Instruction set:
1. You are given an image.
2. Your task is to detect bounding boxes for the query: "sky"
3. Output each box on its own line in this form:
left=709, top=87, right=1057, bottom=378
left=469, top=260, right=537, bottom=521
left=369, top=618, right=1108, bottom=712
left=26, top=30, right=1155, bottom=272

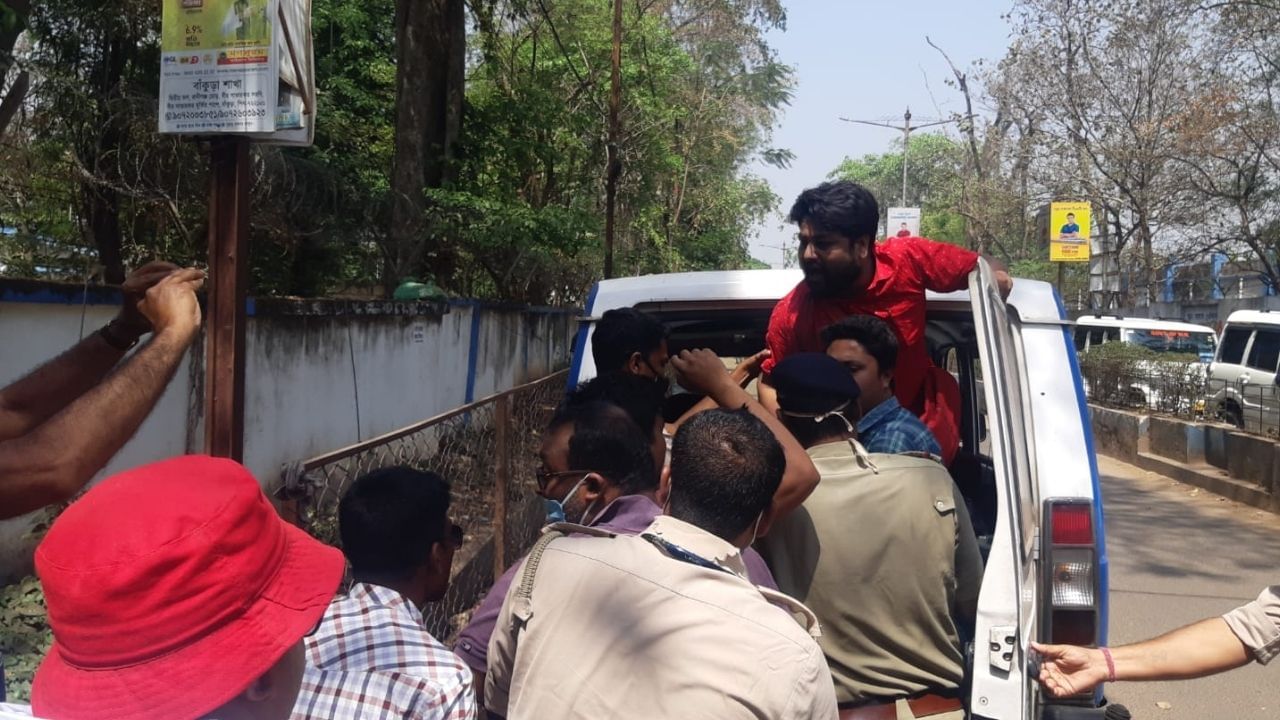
left=746, top=0, right=1015, bottom=268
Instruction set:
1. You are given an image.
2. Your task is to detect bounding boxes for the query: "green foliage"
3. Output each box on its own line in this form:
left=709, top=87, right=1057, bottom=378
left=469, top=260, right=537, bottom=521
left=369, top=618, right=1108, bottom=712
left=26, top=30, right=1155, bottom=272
left=0, top=576, right=49, bottom=703
left=829, top=133, right=968, bottom=245
left=450, top=0, right=792, bottom=299
left=1, top=0, right=790, bottom=301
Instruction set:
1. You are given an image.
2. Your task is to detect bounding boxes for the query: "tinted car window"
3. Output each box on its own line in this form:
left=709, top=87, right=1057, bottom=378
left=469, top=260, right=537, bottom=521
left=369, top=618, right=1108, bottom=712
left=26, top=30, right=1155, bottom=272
left=1245, top=329, right=1280, bottom=373
left=1126, top=329, right=1215, bottom=355
left=1218, top=327, right=1250, bottom=365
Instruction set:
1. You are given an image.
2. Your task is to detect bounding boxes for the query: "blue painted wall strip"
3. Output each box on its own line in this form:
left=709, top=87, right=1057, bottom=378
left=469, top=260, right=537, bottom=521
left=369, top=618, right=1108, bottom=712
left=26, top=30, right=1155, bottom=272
left=464, top=302, right=483, bottom=404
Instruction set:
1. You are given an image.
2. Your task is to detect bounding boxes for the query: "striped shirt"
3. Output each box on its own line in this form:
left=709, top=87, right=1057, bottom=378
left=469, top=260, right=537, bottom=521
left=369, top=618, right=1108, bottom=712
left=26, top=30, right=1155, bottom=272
left=292, top=583, right=476, bottom=719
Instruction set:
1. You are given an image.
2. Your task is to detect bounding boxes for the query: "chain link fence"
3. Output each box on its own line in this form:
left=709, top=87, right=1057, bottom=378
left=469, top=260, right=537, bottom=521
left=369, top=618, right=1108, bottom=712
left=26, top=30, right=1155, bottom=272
left=277, top=370, right=567, bottom=641
left=1079, top=348, right=1279, bottom=438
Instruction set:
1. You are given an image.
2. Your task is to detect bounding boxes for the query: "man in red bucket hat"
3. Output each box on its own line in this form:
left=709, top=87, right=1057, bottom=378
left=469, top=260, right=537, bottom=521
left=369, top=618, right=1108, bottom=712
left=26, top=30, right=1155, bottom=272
left=30, top=455, right=345, bottom=720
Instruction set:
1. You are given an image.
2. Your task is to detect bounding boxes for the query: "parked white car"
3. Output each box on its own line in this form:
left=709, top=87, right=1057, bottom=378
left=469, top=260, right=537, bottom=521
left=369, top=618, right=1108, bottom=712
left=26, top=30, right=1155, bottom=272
left=1207, top=309, right=1280, bottom=436
left=568, top=261, right=1114, bottom=720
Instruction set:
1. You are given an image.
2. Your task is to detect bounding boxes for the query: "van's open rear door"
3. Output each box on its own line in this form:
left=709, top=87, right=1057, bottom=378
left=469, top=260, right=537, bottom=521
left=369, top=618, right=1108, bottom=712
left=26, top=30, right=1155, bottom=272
left=968, top=259, right=1040, bottom=719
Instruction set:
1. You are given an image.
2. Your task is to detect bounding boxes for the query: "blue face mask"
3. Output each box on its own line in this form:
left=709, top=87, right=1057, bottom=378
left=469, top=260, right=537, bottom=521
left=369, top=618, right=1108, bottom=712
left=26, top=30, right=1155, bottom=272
left=543, top=474, right=589, bottom=524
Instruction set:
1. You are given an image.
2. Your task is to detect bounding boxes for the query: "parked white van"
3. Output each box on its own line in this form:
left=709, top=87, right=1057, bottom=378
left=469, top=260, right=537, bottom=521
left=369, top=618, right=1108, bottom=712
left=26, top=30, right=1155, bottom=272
left=1073, top=316, right=1217, bottom=413
left=1073, top=315, right=1217, bottom=363
left=568, top=261, right=1116, bottom=720
left=1207, top=310, right=1280, bottom=435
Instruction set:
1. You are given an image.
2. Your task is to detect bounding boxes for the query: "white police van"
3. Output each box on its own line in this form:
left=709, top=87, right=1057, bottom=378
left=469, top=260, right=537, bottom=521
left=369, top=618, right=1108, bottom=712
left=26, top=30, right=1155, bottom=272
left=567, top=261, right=1114, bottom=720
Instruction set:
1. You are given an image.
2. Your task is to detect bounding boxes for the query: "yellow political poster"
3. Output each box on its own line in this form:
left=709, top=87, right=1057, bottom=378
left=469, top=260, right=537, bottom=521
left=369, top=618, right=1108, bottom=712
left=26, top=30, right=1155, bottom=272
left=1050, top=201, right=1090, bottom=263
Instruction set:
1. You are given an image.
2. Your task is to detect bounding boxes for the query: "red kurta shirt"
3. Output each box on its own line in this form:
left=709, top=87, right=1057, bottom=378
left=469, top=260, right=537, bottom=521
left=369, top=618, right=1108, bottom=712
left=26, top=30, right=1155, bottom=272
left=763, top=236, right=979, bottom=463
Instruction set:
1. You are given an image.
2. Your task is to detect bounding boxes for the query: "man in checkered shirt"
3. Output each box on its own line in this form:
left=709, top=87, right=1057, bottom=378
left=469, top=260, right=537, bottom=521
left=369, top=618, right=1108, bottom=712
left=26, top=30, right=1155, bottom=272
left=292, top=467, right=476, bottom=719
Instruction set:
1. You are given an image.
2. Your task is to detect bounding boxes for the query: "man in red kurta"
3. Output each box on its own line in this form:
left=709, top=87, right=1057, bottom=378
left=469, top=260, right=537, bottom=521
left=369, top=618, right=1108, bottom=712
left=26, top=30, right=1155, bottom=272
left=762, top=181, right=1011, bottom=465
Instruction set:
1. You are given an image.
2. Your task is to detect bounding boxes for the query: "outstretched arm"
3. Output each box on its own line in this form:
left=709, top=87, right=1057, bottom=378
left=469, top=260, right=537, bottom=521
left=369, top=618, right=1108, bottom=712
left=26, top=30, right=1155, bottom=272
left=0, top=261, right=179, bottom=440
left=670, top=348, right=819, bottom=518
left=1033, top=618, right=1251, bottom=698
left=0, top=269, right=204, bottom=518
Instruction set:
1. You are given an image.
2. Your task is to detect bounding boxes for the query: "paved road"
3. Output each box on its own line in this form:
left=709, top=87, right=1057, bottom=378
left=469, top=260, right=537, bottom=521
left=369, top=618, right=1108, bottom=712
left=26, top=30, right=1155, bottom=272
left=1097, top=454, right=1279, bottom=719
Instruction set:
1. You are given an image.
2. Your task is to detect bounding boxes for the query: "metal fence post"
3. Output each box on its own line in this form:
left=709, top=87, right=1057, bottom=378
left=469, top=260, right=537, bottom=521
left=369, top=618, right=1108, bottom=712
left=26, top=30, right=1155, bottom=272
left=493, top=393, right=512, bottom=579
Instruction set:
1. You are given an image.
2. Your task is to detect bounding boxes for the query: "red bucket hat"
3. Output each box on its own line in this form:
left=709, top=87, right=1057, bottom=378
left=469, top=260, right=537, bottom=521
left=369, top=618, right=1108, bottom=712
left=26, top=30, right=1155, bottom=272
left=31, top=455, right=344, bottom=720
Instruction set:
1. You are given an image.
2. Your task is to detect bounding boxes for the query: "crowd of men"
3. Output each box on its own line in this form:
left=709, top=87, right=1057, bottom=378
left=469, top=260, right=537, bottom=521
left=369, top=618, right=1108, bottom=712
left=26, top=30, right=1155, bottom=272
left=1, top=180, right=1276, bottom=719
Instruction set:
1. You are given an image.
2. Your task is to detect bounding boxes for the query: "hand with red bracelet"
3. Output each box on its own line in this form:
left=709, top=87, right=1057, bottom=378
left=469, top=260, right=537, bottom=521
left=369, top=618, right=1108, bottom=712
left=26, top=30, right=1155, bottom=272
left=1032, top=610, right=1260, bottom=698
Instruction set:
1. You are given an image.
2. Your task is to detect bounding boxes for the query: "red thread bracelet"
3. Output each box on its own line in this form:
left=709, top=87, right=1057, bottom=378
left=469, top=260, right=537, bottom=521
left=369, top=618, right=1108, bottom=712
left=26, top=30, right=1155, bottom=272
left=1100, top=647, right=1116, bottom=683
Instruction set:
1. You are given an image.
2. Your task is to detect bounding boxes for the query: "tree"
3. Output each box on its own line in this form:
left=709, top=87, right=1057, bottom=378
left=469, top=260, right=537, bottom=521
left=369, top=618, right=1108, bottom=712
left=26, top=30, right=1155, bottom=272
left=830, top=133, right=968, bottom=247
left=992, top=0, right=1211, bottom=302
left=387, top=0, right=465, bottom=294
left=0, top=0, right=30, bottom=140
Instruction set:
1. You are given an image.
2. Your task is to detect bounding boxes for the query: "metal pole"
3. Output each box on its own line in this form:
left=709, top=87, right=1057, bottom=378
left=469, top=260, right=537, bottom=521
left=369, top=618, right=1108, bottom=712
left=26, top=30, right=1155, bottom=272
left=901, top=107, right=911, bottom=206
left=205, top=136, right=249, bottom=460
left=492, top=393, right=511, bottom=579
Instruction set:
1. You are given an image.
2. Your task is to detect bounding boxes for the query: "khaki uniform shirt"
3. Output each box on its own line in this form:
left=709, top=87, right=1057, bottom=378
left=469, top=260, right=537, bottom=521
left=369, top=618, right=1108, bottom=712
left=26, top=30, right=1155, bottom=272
left=758, top=440, right=984, bottom=704
left=1223, top=585, right=1280, bottom=665
left=484, top=516, right=839, bottom=720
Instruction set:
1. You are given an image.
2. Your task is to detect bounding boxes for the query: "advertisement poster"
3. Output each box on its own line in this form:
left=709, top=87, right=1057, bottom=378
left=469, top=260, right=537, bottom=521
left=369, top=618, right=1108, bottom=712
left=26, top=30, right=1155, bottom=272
left=159, top=0, right=280, bottom=134
left=1050, top=201, right=1091, bottom=262
left=886, top=207, right=922, bottom=239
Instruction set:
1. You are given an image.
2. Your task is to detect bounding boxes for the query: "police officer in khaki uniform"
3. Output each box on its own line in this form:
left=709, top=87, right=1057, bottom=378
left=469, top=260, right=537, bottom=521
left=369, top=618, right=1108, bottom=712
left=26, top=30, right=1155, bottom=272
left=1035, top=584, right=1280, bottom=696
left=759, top=353, right=983, bottom=720
left=484, top=407, right=838, bottom=720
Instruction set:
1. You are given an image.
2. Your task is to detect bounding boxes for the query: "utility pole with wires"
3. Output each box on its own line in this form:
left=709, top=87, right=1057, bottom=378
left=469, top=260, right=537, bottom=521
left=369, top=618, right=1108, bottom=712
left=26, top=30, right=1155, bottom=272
left=839, top=107, right=968, bottom=206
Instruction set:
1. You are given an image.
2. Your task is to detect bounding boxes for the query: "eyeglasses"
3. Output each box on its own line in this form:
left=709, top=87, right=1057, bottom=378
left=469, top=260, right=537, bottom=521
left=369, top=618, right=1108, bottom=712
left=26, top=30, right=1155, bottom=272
left=534, top=469, right=592, bottom=492
left=447, top=522, right=464, bottom=550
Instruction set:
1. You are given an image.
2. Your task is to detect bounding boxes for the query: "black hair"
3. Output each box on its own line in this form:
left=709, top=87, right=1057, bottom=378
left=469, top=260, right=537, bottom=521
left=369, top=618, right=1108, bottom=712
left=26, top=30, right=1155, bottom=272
left=562, top=372, right=665, bottom=441
left=592, top=308, right=669, bottom=374
left=820, top=314, right=900, bottom=373
left=547, top=400, right=658, bottom=494
left=339, top=466, right=451, bottom=583
left=788, top=180, right=880, bottom=244
left=669, top=408, right=784, bottom=540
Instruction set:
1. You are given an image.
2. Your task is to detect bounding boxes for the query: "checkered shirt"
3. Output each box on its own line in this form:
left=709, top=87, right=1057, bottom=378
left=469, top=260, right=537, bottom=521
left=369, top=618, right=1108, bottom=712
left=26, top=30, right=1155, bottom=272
left=857, top=395, right=942, bottom=457
left=292, top=583, right=476, bottom=720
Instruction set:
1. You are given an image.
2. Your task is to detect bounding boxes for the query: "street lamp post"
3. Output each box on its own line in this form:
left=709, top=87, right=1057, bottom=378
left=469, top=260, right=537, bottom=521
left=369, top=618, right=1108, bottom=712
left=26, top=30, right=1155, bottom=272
left=839, top=107, right=968, bottom=207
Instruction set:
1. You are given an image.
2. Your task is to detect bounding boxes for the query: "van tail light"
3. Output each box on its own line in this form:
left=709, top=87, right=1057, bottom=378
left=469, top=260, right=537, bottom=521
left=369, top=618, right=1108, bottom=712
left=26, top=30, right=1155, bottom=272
left=1043, top=499, right=1101, bottom=701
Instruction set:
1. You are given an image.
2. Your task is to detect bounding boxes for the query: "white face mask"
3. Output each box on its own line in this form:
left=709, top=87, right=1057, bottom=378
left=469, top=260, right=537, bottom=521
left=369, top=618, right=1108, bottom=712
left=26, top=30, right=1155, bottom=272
left=780, top=400, right=857, bottom=435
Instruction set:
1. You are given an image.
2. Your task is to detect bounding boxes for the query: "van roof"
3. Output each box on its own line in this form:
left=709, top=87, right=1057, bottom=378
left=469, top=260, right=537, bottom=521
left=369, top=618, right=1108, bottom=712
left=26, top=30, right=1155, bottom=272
left=1075, top=315, right=1216, bottom=334
left=1223, top=309, right=1279, bottom=326
left=587, top=269, right=1060, bottom=317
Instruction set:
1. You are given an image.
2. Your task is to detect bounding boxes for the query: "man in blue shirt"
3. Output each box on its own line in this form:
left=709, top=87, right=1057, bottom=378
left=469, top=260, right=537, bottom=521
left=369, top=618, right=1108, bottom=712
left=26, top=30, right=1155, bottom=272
left=821, top=315, right=942, bottom=457
left=1059, top=212, right=1081, bottom=240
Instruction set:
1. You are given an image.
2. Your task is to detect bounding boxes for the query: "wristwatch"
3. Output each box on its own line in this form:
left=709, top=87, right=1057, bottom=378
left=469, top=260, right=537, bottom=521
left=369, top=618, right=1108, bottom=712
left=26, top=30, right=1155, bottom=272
left=98, top=320, right=144, bottom=351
